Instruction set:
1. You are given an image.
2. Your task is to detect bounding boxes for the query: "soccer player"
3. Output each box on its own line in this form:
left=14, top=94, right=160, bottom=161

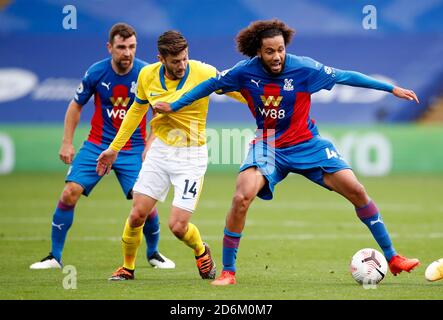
left=30, top=23, right=174, bottom=270
left=153, top=19, right=421, bottom=286
left=96, top=30, right=245, bottom=281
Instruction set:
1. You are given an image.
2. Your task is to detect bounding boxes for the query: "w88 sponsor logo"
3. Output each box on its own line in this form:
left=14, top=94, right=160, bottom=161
left=258, top=107, right=285, bottom=119
left=106, top=108, right=127, bottom=119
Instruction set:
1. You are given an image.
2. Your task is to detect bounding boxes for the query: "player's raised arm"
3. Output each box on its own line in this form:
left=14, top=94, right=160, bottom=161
left=334, top=69, right=419, bottom=103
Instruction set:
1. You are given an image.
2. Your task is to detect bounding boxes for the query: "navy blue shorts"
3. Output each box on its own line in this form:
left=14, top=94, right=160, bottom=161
left=66, top=141, right=143, bottom=199
left=239, top=136, right=351, bottom=200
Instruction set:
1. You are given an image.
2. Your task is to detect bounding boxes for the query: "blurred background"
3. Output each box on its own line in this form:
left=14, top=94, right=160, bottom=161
left=1, top=0, right=443, bottom=176
left=2, top=1, right=443, bottom=300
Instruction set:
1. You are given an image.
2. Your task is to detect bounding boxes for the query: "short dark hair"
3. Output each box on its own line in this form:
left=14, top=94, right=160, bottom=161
left=109, top=23, right=136, bottom=44
left=236, top=19, right=295, bottom=57
left=157, top=30, right=188, bottom=57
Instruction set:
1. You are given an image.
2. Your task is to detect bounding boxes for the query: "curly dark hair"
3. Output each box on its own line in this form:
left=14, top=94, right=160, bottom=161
left=236, top=19, right=295, bottom=57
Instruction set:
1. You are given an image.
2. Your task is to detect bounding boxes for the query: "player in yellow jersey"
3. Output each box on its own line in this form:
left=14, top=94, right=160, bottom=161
left=96, top=30, right=244, bottom=280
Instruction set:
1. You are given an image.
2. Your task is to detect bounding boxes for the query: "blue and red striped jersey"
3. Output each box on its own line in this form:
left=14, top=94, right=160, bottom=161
left=172, top=54, right=394, bottom=148
left=74, top=57, right=148, bottom=151
left=214, top=54, right=337, bottom=148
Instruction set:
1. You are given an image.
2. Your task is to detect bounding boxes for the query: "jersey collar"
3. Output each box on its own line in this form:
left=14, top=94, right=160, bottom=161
left=159, top=64, right=190, bottom=91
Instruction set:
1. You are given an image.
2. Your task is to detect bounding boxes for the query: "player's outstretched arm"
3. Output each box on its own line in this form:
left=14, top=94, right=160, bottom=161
left=96, top=148, right=118, bottom=176
left=154, top=77, right=222, bottom=113
left=334, top=69, right=419, bottom=103
left=59, top=100, right=83, bottom=164
left=392, top=86, right=420, bottom=103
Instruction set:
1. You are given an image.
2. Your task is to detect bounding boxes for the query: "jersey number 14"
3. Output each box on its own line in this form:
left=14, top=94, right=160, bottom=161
left=183, top=179, right=198, bottom=198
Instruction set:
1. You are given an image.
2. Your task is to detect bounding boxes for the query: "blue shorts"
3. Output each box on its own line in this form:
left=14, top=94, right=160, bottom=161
left=66, top=141, right=142, bottom=199
left=239, top=136, right=351, bottom=200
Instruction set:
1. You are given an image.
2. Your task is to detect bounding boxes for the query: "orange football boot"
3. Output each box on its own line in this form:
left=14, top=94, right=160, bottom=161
left=108, top=266, right=134, bottom=281
left=211, top=270, right=236, bottom=286
left=389, top=254, right=420, bottom=276
left=196, top=243, right=216, bottom=279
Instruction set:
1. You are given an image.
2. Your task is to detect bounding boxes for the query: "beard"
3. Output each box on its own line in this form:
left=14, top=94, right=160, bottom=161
left=115, top=57, right=133, bottom=73
left=261, top=59, right=285, bottom=75
left=164, top=65, right=185, bottom=80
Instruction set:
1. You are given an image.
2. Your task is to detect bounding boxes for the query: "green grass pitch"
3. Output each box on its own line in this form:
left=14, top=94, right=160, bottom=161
left=0, top=172, right=442, bottom=299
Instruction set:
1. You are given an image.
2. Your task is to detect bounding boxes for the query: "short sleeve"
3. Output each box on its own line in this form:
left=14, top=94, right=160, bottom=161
left=74, top=70, right=94, bottom=105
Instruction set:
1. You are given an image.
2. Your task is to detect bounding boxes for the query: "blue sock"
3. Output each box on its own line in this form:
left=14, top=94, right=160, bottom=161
left=356, top=200, right=396, bottom=261
left=144, top=208, right=160, bottom=258
left=51, top=201, right=75, bottom=263
left=222, top=228, right=242, bottom=273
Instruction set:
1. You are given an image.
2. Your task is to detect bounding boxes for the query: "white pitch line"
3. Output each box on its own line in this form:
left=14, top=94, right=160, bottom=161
left=0, top=217, right=123, bottom=224
left=0, top=200, right=427, bottom=213
left=1, top=217, right=442, bottom=230
left=0, top=218, right=304, bottom=227
left=2, top=232, right=443, bottom=242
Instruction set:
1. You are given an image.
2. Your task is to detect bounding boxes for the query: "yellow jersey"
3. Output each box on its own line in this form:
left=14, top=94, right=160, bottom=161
left=110, top=60, right=240, bottom=150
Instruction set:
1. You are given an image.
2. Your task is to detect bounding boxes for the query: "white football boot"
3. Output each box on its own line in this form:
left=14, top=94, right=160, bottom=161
left=148, top=252, right=175, bottom=269
left=30, top=254, right=62, bottom=269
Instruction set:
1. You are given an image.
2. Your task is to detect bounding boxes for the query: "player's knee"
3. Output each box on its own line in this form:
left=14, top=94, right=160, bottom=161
left=232, top=193, right=252, bottom=212
left=128, top=210, right=146, bottom=227
left=60, top=184, right=82, bottom=205
left=348, top=183, right=368, bottom=204
left=168, top=221, right=186, bottom=238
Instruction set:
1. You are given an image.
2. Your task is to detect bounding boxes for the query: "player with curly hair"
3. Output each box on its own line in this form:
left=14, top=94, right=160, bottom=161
left=154, top=19, right=421, bottom=286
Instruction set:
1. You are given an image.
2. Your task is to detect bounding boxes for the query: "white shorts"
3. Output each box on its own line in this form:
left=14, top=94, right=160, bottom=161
left=133, top=138, right=208, bottom=213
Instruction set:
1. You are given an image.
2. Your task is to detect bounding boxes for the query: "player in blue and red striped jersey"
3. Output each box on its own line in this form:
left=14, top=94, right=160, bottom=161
left=154, top=19, right=421, bottom=285
left=30, top=23, right=174, bottom=270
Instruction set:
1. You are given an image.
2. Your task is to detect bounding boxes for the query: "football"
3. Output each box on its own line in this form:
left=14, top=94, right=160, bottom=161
left=424, top=258, right=443, bottom=282
left=349, top=248, right=388, bottom=285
